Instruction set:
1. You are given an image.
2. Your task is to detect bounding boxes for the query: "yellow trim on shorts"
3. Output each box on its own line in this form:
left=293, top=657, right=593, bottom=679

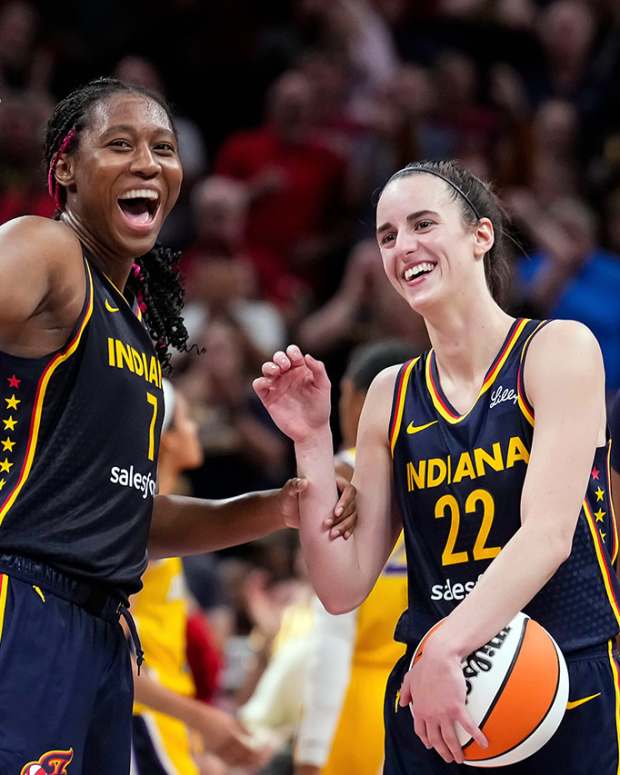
left=0, top=574, right=9, bottom=642
left=607, top=640, right=620, bottom=775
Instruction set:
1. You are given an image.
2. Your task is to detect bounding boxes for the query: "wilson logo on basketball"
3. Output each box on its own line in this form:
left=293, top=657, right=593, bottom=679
left=462, top=626, right=512, bottom=697
left=410, top=612, right=569, bottom=767
left=20, top=747, right=74, bottom=775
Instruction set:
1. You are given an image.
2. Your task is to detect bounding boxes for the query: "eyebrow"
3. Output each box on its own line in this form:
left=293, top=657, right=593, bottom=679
left=376, top=209, right=439, bottom=234
left=101, top=123, right=175, bottom=136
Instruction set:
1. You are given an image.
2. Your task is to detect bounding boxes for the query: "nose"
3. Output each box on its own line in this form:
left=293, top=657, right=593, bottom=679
left=130, top=143, right=160, bottom=177
left=394, top=230, right=419, bottom=259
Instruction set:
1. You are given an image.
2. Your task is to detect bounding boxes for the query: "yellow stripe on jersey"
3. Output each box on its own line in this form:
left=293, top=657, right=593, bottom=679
left=607, top=640, right=620, bottom=775
left=516, top=320, right=547, bottom=427
left=0, top=574, right=9, bottom=642
left=607, top=440, right=619, bottom=563
left=425, top=318, right=529, bottom=425
left=583, top=499, right=620, bottom=627
left=390, top=358, right=418, bottom=456
left=0, top=264, right=94, bottom=527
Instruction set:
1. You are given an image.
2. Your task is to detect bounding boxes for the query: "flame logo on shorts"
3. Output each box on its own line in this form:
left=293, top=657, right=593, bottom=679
left=20, top=748, right=74, bottom=775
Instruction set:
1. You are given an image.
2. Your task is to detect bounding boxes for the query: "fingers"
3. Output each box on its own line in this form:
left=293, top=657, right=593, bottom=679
left=329, top=512, right=355, bottom=540
left=439, top=718, right=464, bottom=764
left=426, top=721, right=455, bottom=764
left=284, top=476, right=308, bottom=496
left=326, top=481, right=357, bottom=539
left=304, top=353, right=331, bottom=389
left=399, top=675, right=412, bottom=706
left=455, top=707, right=488, bottom=750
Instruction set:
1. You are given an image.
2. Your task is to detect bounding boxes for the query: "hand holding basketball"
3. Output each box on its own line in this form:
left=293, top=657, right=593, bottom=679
left=401, top=632, right=487, bottom=764
left=253, top=345, right=331, bottom=444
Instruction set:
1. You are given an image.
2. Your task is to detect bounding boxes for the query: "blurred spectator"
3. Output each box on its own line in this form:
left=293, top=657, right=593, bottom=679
left=215, top=69, right=349, bottom=299
left=131, top=382, right=264, bottom=774
left=513, top=194, right=620, bottom=392
left=0, top=1, right=52, bottom=95
left=296, top=239, right=428, bottom=357
left=295, top=340, right=412, bottom=775
left=178, top=314, right=291, bottom=500
left=0, top=91, right=54, bottom=224
left=183, top=174, right=300, bottom=325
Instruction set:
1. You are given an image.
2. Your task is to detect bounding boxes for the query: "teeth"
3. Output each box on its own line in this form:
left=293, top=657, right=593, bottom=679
left=405, top=263, right=435, bottom=281
left=119, top=189, right=159, bottom=201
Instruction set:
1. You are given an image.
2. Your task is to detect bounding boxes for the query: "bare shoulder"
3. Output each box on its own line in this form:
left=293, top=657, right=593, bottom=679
left=0, top=215, right=83, bottom=265
left=526, top=319, right=602, bottom=370
left=525, top=320, right=604, bottom=405
left=0, top=216, right=84, bottom=322
left=358, top=363, right=405, bottom=437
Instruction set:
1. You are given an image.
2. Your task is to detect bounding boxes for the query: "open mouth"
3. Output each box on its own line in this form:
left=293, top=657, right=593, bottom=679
left=117, top=189, right=160, bottom=229
left=404, top=262, right=436, bottom=282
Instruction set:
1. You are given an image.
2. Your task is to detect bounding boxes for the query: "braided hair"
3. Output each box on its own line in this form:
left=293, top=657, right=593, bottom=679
left=44, top=76, right=189, bottom=373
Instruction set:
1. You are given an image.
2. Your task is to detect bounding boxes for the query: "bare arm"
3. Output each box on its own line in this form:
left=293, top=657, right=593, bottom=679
left=149, top=477, right=358, bottom=559
left=0, top=216, right=85, bottom=355
left=431, top=321, right=605, bottom=656
left=254, top=346, right=401, bottom=613
left=403, top=320, right=606, bottom=763
left=132, top=660, right=264, bottom=768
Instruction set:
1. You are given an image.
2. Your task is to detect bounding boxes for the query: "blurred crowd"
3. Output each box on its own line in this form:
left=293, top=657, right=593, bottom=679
left=2, top=0, right=620, bottom=772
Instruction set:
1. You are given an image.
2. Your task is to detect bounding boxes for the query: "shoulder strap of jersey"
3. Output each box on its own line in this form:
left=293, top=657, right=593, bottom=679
left=388, top=357, right=420, bottom=455
left=516, top=319, right=550, bottom=427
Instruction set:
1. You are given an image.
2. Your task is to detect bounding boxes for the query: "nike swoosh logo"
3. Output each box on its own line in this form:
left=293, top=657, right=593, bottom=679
left=406, top=420, right=438, bottom=435
left=566, top=692, right=601, bottom=710
left=105, top=299, right=120, bottom=313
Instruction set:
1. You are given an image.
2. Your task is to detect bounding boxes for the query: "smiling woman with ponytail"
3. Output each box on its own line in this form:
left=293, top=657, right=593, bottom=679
left=0, top=76, right=358, bottom=771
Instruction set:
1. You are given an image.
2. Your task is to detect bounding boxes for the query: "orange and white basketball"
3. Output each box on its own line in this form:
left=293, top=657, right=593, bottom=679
left=409, top=611, right=569, bottom=767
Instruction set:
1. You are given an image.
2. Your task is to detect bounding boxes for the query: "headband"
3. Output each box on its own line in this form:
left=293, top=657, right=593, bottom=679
left=403, top=166, right=481, bottom=220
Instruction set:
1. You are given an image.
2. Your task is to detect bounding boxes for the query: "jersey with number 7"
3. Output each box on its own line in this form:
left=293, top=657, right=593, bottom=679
left=0, top=255, right=163, bottom=596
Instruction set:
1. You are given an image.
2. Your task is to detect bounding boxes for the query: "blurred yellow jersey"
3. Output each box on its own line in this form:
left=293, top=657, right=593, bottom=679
left=132, top=557, right=195, bottom=713
left=322, top=449, right=408, bottom=775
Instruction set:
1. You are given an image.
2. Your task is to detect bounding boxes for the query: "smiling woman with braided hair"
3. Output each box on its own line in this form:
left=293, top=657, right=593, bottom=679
left=0, top=77, right=357, bottom=772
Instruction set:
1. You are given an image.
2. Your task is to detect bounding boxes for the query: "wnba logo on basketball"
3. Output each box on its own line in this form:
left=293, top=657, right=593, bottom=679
left=20, top=747, right=74, bottom=775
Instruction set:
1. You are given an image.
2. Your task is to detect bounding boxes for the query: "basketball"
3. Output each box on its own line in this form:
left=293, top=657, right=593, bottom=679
left=409, top=611, right=569, bottom=767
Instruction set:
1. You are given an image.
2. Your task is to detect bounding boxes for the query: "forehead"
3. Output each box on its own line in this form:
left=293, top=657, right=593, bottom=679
left=376, top=173, right=456, bottom=223
left=86, top=93, right=174, bottom=134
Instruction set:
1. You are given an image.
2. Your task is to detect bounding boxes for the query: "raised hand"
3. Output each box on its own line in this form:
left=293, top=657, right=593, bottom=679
left=253, top=345, right=331, bottom=444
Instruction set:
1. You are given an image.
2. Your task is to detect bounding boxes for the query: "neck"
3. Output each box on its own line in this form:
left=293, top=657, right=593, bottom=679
left=60, top=210, right=134, bottom=291
left=423, top=291, right=514, bottom=385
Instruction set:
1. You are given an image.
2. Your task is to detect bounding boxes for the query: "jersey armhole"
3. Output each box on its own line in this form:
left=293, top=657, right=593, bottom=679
left=516, top=320, right=550, bottom=427
left=388, top=357, right=419, bottom=455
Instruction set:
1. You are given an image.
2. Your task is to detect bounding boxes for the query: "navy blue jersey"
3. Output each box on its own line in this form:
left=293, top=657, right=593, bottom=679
left=609, top=390, right=620, bottom=473
left=390, top=318, right=620, bottom=653
left=0, top=257, right=164, bottom=595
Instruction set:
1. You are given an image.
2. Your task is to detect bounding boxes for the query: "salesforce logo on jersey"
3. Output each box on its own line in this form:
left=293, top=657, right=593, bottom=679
left=109, top=465, right=156, bottom=499
left=430, top=574, right=484, bottom=601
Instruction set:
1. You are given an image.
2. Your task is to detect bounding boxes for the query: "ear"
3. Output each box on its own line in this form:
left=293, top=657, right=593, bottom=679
left=473, top=217, right=495, bottom=260
left=53, top=153, right=76, bottom=193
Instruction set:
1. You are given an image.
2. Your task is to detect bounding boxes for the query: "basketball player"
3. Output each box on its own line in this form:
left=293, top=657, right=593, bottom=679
left=0, top=77, right=355, bottom=773
left=254, top=160, right=620, bottom=774
left=295, top=340, right=411, bottom=775
left=131, top=380, right=265, bottom=773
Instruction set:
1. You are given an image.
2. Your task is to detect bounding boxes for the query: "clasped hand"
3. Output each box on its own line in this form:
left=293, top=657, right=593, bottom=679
left=400, top=635, right=488, bottom=764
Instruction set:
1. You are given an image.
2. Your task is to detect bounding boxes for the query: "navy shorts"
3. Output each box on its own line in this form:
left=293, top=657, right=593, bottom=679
left=384, top=641, right=620, bottom=774
left=0, top=555, right=134, bottom=774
